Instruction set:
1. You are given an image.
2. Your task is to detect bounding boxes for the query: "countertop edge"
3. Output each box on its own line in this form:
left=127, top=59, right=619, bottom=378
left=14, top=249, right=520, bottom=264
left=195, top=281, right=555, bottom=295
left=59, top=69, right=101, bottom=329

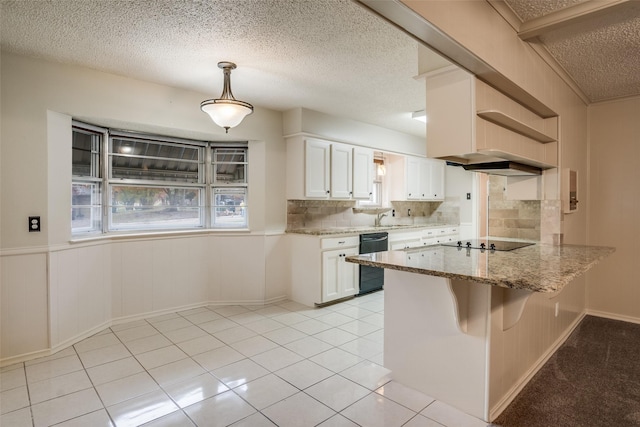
left=286, top=223, right=457, bottom=236
left=345, top=244, right=615, bottom=293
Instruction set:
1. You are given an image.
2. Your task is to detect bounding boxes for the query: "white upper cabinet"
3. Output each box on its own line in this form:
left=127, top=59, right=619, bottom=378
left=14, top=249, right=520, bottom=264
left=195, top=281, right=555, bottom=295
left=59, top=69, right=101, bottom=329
left=330, top=143, right=353, bottom=199
left=427, top=158, right=445, bottom=200
left=406, top=156, right=422, bottom=200
left=286, top=136, right=375, bottom=200
left=391, top=155, right=445, bottom=201
left=352, top=147, right=374, bottom=199
left=425, top=66, right=558, bottom=169
left=304, top=139, right=331, bottom=198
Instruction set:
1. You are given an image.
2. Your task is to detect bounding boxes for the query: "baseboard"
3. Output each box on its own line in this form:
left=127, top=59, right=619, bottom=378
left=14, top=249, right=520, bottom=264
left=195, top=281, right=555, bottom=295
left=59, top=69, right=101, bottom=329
left=489, top=311, right=586, bottom=421
left=586, top=309, right=640, bottom=325
left=0, top=349, right=51, bottom=368
left=206, top=296, right=288, bottom=306
left=1, top=297, right=292, bottom=367
left=263, top=295, right=289, bottom=305
left=111, top=301, right=209, bottom=326
left=51, top=320, right=113, bottom=353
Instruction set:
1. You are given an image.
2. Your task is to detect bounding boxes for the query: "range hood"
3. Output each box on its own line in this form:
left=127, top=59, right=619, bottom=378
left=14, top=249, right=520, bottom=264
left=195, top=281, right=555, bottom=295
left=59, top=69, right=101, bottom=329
left=462, top=161, right=542, bottom=176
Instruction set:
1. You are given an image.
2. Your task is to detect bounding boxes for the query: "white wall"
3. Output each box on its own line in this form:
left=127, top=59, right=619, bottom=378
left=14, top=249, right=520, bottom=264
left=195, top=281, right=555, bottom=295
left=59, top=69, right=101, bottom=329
left=2, top=52, right=286, bottom=250
left=0, top=52, right=290, bottom=363
left=586, top=96, right=640, bottom=323
left=283, top=107, right=426, bottom=156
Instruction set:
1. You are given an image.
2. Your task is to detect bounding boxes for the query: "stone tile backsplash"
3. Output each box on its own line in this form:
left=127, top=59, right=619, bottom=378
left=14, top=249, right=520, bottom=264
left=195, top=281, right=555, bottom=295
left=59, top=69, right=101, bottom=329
left=488, top=175, right=562, bottom=244
left=489, top=176, right=541, bottom=240
left=286, top=198, right=460, bottom=230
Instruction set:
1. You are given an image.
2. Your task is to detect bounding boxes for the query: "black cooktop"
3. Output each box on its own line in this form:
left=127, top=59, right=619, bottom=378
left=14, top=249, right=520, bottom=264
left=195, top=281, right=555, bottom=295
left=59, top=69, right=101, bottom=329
left=442, top=239, right=534, bottom=251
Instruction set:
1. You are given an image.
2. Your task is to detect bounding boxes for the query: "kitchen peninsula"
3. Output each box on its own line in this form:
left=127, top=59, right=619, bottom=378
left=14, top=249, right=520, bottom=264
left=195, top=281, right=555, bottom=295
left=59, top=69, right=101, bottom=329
left=346, top=243, right=614, bottom=422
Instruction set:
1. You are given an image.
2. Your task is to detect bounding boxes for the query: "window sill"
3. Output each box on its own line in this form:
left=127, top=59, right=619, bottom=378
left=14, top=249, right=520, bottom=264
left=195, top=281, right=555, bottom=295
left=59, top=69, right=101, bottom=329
left=70, top=228, right=252, bottom=244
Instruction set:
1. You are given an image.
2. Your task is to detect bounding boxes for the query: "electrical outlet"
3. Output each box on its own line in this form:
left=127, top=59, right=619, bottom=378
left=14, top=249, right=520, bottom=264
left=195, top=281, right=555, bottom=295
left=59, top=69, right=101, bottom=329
left=555, top=302, right=559, bottom=317
left=29, top=216, right=41, bottom=232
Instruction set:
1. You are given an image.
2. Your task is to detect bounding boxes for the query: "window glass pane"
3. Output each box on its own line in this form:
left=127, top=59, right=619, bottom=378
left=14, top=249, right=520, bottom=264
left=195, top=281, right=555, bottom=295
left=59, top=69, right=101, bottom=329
left=110, top=185, right=203, bottom=229
left=212, top=188, right=247, bottom=228
left=72, top=182, right=102, bottom=233
left=212, top=148, right=247, bottom=184
left=111, top=138, right=201, bottom=183
left=358, top=181, right=382, bottom=207
left=72, top=129, right=101, bottom=177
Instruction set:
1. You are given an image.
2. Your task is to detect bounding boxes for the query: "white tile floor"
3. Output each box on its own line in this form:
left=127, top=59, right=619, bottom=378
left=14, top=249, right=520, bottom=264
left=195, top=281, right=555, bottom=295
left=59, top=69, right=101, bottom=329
left=0, top=291, right=490, bottom=427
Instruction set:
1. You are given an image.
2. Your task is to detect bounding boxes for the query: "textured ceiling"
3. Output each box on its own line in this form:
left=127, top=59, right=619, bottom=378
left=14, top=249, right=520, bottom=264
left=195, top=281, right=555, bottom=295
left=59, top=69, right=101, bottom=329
left=0, top=0, right=454, bottom=137
left=2, top=0, right=636, bottom=137
left=504, top=0, right=640, bottom=102
left=505, top=0, right=588, bottom=21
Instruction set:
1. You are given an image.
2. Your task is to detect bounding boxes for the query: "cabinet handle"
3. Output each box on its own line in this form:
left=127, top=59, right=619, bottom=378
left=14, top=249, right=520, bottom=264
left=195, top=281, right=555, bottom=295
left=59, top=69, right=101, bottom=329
left=369, top=192, right=373, bottom=195
left=338, top=241, right=345, bottom=245
left=326, top=190, right=330, bottom=194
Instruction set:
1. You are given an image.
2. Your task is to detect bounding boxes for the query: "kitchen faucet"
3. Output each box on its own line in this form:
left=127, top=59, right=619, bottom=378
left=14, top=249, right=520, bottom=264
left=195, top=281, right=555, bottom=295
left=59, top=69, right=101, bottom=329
left=375, top=212, right=387, bottom=227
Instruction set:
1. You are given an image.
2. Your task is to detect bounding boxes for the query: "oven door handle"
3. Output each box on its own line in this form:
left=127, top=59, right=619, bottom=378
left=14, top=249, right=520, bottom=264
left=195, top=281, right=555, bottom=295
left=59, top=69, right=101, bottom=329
left=361, top=236, right=388, bottom=243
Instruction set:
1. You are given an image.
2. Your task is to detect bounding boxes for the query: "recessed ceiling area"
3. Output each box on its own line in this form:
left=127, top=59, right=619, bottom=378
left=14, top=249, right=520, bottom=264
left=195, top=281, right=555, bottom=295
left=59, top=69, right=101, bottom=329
left=500, top=0, right=640, bottom=102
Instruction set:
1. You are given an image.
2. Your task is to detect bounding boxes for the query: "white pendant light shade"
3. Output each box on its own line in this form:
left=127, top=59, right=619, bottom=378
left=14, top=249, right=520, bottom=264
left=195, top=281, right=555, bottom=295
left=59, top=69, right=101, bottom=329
left=201, top=99, right=253, bottom=130
left=201, top=62, right=253, bottom=133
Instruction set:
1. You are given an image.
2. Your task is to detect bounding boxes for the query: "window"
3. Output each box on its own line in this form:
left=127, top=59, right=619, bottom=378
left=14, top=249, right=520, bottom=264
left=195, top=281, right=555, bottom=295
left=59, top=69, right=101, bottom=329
left=72, top=122, right=248, bottom=236
left=108, top=133, right=205, bottom=231
left=211, top=148, right=248, bottom=228
left=72, top=124, right=104, bottom=234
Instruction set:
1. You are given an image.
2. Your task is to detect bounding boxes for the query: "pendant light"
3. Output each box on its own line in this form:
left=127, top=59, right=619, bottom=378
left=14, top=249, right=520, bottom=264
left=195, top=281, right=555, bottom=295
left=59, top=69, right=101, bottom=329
left=201, top=62, right=253, bottom=133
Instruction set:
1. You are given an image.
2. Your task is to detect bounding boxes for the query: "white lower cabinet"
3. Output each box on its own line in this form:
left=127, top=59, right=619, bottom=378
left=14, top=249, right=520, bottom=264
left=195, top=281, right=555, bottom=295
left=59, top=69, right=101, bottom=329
left=389, top=230, right=423, bottom=250
left=322, top=246, right=359, bottom=302
left=389, top=226, right=460, bottom=250
left=290, top=235, right=359, bottom=307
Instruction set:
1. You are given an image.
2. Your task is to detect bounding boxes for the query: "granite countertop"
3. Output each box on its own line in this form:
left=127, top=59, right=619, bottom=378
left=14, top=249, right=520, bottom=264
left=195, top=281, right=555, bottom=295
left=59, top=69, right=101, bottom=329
left=346, top=244, right=615, bottom=293
left=286, top=223, right=456, bottom=236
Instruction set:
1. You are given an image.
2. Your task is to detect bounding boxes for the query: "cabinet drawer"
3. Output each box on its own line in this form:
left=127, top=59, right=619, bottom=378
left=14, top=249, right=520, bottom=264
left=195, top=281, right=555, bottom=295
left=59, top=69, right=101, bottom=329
left=389, top=230, right=421, bottom=242
left=422, top=229, right=437, bottom=239
left=321, top=236, right=359, bottom=250
left=391, top=239, right=421, bottom=250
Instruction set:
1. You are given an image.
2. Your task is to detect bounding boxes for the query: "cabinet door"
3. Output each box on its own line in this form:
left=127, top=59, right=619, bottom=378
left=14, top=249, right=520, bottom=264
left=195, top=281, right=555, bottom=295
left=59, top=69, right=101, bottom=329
left=352, top=147, right=373, bottom=199
left=419, top=158, right=431, bottom=199
left=406, top=157, right=421, bottom=200
left=427, top=159, right=445, bottom=200
left=305, top=139, right=331, bottom=198
left=322, top=249, right=342, bottom=302
left=330, top=143, right=353, bottom=199
left=340, top=247, right=359, bottom=297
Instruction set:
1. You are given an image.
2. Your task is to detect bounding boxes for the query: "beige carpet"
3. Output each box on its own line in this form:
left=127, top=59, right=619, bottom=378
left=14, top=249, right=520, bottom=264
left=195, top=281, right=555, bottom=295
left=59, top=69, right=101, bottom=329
left=494, top=315, right=640, bottom=426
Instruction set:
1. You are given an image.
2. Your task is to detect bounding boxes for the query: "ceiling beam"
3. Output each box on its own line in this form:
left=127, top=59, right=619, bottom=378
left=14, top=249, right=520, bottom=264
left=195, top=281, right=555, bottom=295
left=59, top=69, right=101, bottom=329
left=518, top=0, right=630, bottom=41
left=355, top=0, right=557, bottom=117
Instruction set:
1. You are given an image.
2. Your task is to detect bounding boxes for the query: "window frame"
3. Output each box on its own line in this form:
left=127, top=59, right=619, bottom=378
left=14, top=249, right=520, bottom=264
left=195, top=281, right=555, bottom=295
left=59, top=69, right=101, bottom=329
left=72, top=122, right=107, bottom=235
left=71, top=121, right=249, bottom=237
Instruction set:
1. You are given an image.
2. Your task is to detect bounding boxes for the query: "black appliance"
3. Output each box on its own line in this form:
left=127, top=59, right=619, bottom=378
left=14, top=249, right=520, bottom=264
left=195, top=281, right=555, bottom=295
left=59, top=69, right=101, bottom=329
left=441, top=239, right=534, bottom=251
left=359, top=232, right=388, bottom=295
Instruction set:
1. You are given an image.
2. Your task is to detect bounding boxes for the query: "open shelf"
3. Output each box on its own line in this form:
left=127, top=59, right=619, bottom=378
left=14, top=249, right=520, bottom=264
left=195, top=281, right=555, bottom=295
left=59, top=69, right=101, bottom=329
left=477, top=110, right=556, bottom=143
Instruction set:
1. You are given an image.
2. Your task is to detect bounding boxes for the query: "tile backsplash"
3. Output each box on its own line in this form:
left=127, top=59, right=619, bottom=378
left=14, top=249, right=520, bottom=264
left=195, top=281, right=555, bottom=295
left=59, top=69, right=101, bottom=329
left=286, top=198, right=460, bottom=230
left=488, top=175, right=562, bottom=244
